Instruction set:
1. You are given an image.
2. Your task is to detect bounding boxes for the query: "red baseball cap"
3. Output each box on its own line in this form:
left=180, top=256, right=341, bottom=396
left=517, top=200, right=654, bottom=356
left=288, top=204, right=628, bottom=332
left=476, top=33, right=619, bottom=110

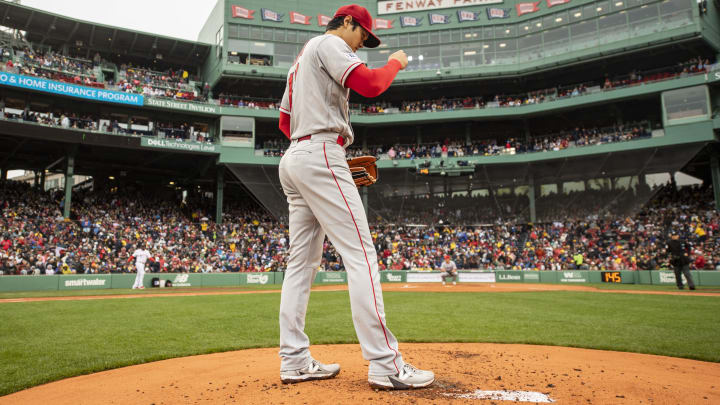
left=334, top=4, right=381, bottom=48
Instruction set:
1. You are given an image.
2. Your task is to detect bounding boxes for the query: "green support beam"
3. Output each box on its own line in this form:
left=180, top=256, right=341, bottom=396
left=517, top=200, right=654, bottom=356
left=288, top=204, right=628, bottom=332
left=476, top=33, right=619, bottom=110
left=215, top=167, right=224, bottom=224
left=528, top=175, right=537, bottom=224
left=63, top=154, right=74, bottom=219
left=711, top=155, right=720, bottom=211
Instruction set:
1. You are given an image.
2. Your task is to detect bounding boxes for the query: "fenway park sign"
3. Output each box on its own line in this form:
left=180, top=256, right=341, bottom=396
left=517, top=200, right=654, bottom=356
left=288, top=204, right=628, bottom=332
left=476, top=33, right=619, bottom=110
left=378, top=0, right=503, bottom=15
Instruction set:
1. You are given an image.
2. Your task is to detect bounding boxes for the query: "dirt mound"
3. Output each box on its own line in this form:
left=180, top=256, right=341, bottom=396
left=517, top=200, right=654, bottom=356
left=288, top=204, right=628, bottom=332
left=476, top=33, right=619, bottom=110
left=2, top=343, right=718, bottom=404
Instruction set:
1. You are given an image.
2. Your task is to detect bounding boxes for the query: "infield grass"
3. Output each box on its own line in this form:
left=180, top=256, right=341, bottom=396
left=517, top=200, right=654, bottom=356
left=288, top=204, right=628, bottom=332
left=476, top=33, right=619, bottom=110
left=1, top=289, right=719, bottom=396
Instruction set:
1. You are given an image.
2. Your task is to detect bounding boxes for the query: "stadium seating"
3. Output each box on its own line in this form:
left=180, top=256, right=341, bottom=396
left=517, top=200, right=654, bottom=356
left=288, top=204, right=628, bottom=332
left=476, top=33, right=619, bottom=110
left=1, top=180, right=717, bottom=275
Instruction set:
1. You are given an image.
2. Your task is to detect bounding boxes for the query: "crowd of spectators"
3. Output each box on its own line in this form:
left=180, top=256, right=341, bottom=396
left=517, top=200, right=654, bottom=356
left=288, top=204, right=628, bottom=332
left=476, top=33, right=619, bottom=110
left=0, top=105, right=213, bottom=142
left=368, top=185, right=719, bottom=272
left=0, top=181, right=286, bottom=275
left=218, top=94, right=277, bottom=109
left=353, top=58, right=713, bottom=115
left=114, top=64, right=207, bottom=102
left=0, top=46, right=100, bottom=86
left=344, top=123, right=652, bottom=159
left=0, top=40, right=713, bottom=113
left=2, top=179, right=719, bottom=276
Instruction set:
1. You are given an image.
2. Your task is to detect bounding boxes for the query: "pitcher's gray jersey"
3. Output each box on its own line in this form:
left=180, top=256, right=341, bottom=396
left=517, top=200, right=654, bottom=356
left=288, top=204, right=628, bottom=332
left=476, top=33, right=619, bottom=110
left=279, top=34, right=363, bottom=145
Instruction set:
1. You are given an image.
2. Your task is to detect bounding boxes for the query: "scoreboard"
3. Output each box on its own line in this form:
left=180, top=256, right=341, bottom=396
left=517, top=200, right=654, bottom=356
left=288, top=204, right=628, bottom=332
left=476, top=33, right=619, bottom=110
left=601, top=271, right=623, bottom=283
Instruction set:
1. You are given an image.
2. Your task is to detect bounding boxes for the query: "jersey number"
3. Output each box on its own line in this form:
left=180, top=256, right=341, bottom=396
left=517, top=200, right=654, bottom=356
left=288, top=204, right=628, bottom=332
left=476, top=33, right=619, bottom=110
left=288, top=63, right=298, bottom=111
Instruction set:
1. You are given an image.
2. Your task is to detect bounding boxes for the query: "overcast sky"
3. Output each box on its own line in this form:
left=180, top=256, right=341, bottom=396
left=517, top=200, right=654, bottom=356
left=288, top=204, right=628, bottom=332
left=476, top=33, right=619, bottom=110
left=20, top=0, right=217, bottom=41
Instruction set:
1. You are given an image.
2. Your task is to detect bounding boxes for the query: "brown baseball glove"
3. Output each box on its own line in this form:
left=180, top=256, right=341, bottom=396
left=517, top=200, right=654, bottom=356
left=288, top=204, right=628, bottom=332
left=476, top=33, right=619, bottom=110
left=347, top=156, right=378, bottom=187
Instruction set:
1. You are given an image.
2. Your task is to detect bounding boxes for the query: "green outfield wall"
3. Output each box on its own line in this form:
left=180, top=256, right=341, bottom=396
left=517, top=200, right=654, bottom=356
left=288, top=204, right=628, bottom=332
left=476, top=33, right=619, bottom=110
left=1, top=270, right=719, bottom=292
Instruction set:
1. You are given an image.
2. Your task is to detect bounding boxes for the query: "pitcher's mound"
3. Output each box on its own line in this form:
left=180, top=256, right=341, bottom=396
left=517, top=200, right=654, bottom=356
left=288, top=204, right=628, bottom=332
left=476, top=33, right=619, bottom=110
left=1, top=343, right=718, bottom=404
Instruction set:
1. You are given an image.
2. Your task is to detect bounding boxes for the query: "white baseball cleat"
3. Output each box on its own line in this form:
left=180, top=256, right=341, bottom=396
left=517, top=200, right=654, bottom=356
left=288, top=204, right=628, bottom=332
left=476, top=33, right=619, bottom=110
left=453, top=282, right=456, bottom=285
left=368, top=363, right=435, bottom=390
left=281, top=359, right=340, bottom=384
left=442, top=281, right=446, bottom=285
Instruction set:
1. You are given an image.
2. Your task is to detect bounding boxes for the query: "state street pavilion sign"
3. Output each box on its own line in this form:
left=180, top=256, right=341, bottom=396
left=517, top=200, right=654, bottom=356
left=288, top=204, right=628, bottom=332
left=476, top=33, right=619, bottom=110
left=378, top=0, right=504, bottom=15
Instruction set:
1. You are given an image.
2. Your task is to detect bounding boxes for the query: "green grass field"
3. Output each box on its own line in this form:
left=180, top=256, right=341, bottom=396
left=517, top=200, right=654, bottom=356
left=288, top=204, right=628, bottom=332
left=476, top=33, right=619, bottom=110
left=1, top=287, right=719, bottom=396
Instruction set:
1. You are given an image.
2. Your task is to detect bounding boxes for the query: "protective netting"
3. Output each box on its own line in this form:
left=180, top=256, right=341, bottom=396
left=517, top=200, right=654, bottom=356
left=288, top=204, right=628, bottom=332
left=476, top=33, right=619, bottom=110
left=225, top=164, right=289, bottom=222
left=227, top=142, right=706, bottom=225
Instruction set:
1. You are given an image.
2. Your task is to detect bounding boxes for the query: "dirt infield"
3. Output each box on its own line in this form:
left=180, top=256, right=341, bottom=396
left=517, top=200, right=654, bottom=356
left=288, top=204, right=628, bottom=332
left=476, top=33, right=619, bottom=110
left=2, top=282, right=720, bottom=303
left=1, top=343, right=718, bottom=404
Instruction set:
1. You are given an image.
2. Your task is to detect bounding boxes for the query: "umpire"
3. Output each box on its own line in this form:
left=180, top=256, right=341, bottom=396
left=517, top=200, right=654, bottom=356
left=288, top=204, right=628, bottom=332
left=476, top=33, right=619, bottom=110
left=666, top=232, right=696, bottom=290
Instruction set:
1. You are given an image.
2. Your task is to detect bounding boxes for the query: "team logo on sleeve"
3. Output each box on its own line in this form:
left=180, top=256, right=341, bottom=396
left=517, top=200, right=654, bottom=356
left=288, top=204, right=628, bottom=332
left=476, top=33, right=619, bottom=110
left=344, top=52, right=361, bottom=61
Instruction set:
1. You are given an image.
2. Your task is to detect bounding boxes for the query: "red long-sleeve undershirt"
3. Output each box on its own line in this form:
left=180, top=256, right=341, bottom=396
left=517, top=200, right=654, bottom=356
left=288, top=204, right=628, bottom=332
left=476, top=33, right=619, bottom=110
left=278, top=60, right=402, bottom=138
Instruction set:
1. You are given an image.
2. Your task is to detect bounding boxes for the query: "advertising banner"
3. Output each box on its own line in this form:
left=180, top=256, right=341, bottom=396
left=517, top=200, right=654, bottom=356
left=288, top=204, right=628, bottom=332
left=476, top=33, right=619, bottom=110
left=457, top=10, right=481, bottom=22
left=547, top=0, right=570, bottom=7
left=428, top=13, right=451, bottom=24
left=516, top=1, right=540, bottom=16
left=374, top=18, right=394, bottom=29
left=381, top=271, right=407, bottom=283
left=653, top=270, right=697, bottom=285
left=495, top=271, right=524, bottom=283
left=244, top=272, right=274, bottom=285
left=400, top=16, right=423, bottom=27
left=317, top=14, right=332, bottom=26
left=232, top=6, right=255, bottom=19
left=407, top=272, right=442, bottom=283
left=58, top=275, right=112, bottom=290
left=523, top=272, right=541, bottom=283
left=157, top=273, right=202, bottom=288
left=261, top=8, right=283, bottom=22
left=140, top=138, right=218, bottom=153
left=314, top=271, right=347, bottom=284
left=144, top=97, right=218, bottom=114
left=459, top=272, right=496, bottom=283
left=290, top=11, right=311, bottom=25
left=0, top=72, right=143, bottom=106
left=559, top=271, right=588, bottom=283
left=487, top=8, right=512, bottom=19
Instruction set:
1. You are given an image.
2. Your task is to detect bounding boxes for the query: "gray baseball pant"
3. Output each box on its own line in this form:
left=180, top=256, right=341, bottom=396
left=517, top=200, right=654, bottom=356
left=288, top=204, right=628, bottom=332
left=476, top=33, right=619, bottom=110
left=278, top=133, right=404, bottom=376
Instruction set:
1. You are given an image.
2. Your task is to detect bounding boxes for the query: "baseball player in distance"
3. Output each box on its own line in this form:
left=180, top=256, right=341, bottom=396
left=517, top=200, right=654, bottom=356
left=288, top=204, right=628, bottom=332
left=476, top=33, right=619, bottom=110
left=440, top=255, right=458, bottom=286
left=129, top=244, right=152, bottom=289
left=276, top=4, right=434, bottom=390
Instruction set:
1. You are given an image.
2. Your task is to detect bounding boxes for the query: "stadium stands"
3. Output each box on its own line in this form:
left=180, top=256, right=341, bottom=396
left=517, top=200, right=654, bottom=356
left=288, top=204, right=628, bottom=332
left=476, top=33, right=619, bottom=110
left=0, top=0, right=719, bottom=280
left=1, top=180, right=717, bottom=275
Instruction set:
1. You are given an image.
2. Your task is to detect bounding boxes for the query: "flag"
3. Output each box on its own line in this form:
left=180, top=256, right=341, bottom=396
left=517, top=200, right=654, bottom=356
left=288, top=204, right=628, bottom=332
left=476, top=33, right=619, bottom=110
left=400, top=16, right=422, bottom=27
left=428, top=13, right=451, bottom=25
left=516, top=1, right=540, bottom=16
left=486, top=8, right=511, bottom=19
left=546, top=0, right=571, bottom=7
left=289, top=11, right=310, bottom=25
left=317, top=14, right=332, bottom=27
left=374, top=18, right=394, bottom=29
left=231, top=6, right=254, bottom=19
left=457, top=10, right=480, bottom=22
left=261, top=8, right=283, bottom=22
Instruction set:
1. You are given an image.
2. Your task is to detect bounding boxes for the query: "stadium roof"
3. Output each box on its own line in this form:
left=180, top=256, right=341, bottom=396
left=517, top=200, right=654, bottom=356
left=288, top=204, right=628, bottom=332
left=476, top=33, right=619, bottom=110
left=0, top=1, right=211, bottom=66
